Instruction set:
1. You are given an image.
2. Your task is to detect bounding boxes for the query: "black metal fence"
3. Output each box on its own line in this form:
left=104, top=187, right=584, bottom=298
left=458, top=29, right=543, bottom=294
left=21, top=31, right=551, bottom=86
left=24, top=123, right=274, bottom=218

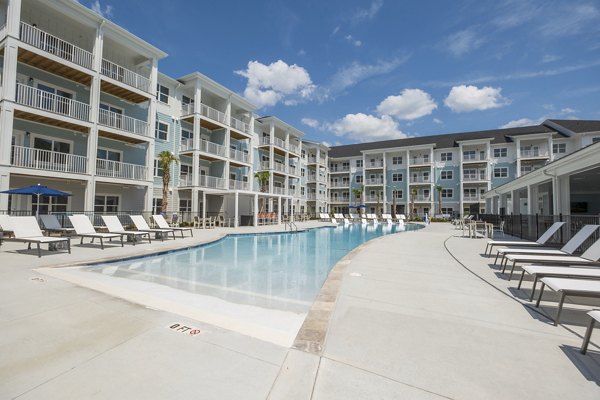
left=479, top=213, right=600, bottom=254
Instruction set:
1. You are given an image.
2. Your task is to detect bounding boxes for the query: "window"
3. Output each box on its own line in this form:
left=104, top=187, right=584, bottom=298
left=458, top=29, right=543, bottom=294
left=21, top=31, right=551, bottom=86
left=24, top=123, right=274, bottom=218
left=94, top=195, right=119, bottom=213
left=33, top=194, right=69, bottom=215
left=440, top=170, right=453, bottom=180
left=441, top=189, right=453, bottom=198
left=32, top=136, right=71, bottom=154
left=356, top=175, right=363, bottom=183
left=301, top=187, right=305, bottom=195
left=97, top=148, right=121, bottom=162
left=440, top=152, right=452, bottom=161
left=393, top=190, right=403, bottom=199
left=441, top=207, right=453, bottom=215
left=152, top=198, right=162, bottom=214
left=156, top=84, right=169, bottom=104
left=154, top=159, right=164, bottom=177
left=392, top=173, right=403, bottom=182
left=493, top=147, right=507, bottom=158
left=463, top=150, right=476, bottom=160
left=493, top=167, right=508, bottom=178
left=356, top=159, right=363, bottom=168
left=342, top=161, right=350, bottom=169
left=392, top=156, right=402, bottom=165
left=301, top=168, right=305, bottom=177
left=179, top=199, right=191, bottom=213
left=181, top=129, right=193, bottom=140
left=182, top=95, right=192, bottom=105
left=553, top=143, right=566, bottom=154
left=155, top=121, right=169, bottom=140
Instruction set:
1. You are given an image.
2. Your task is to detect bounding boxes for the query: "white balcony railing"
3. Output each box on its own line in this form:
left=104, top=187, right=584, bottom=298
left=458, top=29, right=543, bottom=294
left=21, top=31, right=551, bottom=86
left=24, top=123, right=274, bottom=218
left=365, top=161, right=384, bottom=168
left=364, top=195, right=383, bottom=202
left=259, top=161, right=270, bottom=170
left=179, top=175, right=193, bottom=186
left=364, top=178, right=384, bottom=185
left=200, top=104, right=227, bottom=124
left=330, top=181, right=350, bottom=188
left=180, top=138, right=194, bottom=152
left=98, top=108, right=149, bottom=137
left=181, top=102, right=194, bottom=116
left=101, top=59, right=150, bottom=93
left=272, top=186, right=287, bottom=195
left=330, top=197, right=350, bottom=203
left=463, top=172, right=488, bottom=181
left=229, top=179, right=250, bottom=191
left=96, top=159, right=147, bottom=181
left=307, top=193, right=326, bottom=201
left=229, top=148, right=249, bottom=163
left=20, top=22, right=94, bottom=70
left=11, top=145, right=87, bottom=174
left=260, top=137, right=271, bottom=145
left=411, top=157, right=431, bottom=165
left=520, top=149, right=548, bottom=158
left=273, top=162, right=287, bottom=173
left=412, top=195, right=431, bottom=202
left=16, top=83, right=90, bottom=121
left=288, top=165, right=298, bottom=175
left=463, top=194, right=482, bottom=201
left=330, top=166, right=350, bottom=173
left=230, top=116, right=250, bottom=134
left=410, top=175, right=430, bottom=183
left=273, top=137, right=286, bottom=149
left=307, top=175, right=326, bottom=183
left=289, top=144, right=300, bottom=154
left=462, top=153, right=487, bottom=161
left=199, top=175, right=227, bottom=189
left=199, top=139, right=226, bottom=157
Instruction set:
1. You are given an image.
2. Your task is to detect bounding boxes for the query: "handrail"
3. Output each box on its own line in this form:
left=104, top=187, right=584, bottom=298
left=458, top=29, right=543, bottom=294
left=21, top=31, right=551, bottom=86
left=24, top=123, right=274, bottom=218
left=200, top=103, right=227, bottom=124
left=16, top=83, right=90, bottom=121
left=230, top=116, right=250, bottom=133
left=96, top=159, right=148, bottom=180
left=101, top=58, right=151, bottom=93
left=98, top=108, right=149, bottom=137
left=11, top=145, right=87, bottom=174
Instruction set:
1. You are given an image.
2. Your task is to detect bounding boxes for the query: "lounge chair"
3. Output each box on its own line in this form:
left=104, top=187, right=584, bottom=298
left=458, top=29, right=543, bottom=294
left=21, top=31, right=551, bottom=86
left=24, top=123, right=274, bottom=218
left=495, top=224, right=599, bottom=266
left=503, top=237, right=600, bottom=280
left=333, top=213, right=349, bottom=224
left=39, top=214, right=75, bottom=236
left=581, top=310, right=600, bottom=354
left=535, top=277, right=600, bottom=325
left=0, top=214, right=15, bottom=239
left=153, top=214, right=193, bottom=237
left=366, top=214, right=378, bottom=223
left=68, top=214, right=124, bottom=249
left=518, top=265, right=600, bottom=301
left=8, top=216, right=70, bottom=257
left=101, top=215, right=151, bottom=245
left=485, top=221, right=565, bottom=256
left=381, top=214, right=393, bottom=224
left=130, top=215, right=176, bottom=241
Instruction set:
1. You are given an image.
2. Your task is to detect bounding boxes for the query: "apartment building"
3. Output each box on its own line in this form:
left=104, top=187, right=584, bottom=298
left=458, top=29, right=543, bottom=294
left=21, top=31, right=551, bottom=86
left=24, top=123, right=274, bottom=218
left=328, top=120, right=600, bottom=218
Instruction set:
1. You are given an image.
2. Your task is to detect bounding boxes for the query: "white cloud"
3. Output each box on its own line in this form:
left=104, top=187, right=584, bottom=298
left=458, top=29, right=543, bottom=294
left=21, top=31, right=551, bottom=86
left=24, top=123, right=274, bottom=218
left=352, top=0, right=384, bottom=22
left=538, top=4, right=600, bottom=37
left=301, top=117, right=320, bottom=128
left=443, top=29, right=485, bottom=57
left=90, top=0, right=113, bottom=18
left=345, top=35, right=362, bottom=47
left=444, top=85, right=510, bottom=112
left=541, top=54, right=560, bottom=63
left=433, top=118, right=443, bottom=124
left=376, top=89, right=437, bottom=120
left=321, top=141, right=332, bottom=147
left=327, top=113, right=406, bottom=142
left=500, top=117, right=545, bottom=129
left=235, top=60, right=315, bottom=109
left=561, top=107, right=577, bottom=114
left=332, top=26, right=340, bottom=35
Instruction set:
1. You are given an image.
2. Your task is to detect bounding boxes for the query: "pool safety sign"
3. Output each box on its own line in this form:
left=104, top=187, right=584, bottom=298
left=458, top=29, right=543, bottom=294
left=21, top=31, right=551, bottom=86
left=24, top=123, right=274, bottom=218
left=168, top=323, right=201, bottom=337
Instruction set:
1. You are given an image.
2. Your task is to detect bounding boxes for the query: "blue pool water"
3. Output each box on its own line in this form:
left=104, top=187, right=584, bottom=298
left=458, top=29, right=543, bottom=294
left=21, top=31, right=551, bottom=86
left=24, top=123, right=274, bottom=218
left=84, top=223, right=421, bottom=313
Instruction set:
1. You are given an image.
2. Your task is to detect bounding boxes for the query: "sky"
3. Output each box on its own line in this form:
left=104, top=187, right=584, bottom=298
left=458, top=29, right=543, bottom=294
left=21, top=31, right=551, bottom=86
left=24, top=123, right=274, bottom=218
left=85, top=0, right=600, bottom=146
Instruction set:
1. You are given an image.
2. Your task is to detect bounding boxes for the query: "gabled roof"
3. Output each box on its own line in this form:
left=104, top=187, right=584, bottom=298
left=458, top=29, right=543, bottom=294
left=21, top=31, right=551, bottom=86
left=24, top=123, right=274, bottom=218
left=328, top=120, right=600, bottom=158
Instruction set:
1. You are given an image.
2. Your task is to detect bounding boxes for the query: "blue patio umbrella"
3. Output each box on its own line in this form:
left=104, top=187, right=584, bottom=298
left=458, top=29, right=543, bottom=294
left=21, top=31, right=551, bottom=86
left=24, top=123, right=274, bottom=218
left=0, top=183, right=72, bottom=218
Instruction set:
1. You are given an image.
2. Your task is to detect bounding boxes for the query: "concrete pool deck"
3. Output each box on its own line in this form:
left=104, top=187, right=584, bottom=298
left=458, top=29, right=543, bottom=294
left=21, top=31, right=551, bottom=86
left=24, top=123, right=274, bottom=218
left=1, top=222, right=599, bottom=399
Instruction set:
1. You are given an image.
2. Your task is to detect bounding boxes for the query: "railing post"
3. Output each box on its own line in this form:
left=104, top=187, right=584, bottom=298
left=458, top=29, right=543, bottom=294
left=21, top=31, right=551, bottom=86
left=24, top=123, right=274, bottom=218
left=519, top=213, right=523, bottom=239
left=535, top=213, right=539, bottom=240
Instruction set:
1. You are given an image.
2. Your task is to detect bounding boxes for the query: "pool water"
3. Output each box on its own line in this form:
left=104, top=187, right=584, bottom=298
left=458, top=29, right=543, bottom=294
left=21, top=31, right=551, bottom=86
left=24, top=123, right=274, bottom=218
left=83, top=223, right=421, bottom=313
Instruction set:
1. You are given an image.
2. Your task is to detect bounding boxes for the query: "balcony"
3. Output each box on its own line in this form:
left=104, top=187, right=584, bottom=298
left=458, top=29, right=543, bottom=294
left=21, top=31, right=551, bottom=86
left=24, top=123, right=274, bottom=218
left=229, top=148, right=249, bottom=164
left=181, top=102, right=194, bottom=116
left=273, top=137, right=286, bottom=149
left=462, top=153, right=487, bottom=162
left=230, top=116, right=250, bottom=134
left=330, top=166, right=350, bottom=173
left=330, top=181, right=350, bottom=188
left=199, top=175, right=227, bottom=189
left=412, top=195, right=431, bottom=202
left=16, top=83, right=90, bottom=122
left=289, top=144, right=300, bottom=154
left=101, top=58, right=151, bottom=93
left=11, top=145, right=87, bottom=174
left=364, top=194, right=383, bottom=202
left=179, top=175, right=193, bottom=186
left=519, top=149, right=549, bottom=158
left=20, top=22, right=94, bottom=71
left=229, top=179, right=250, bottom=191
left=273, top=162, right=287, bottom=174
left=199, top=139, right=226, bottom=158
left=307, top=174, right=326, bottom=183
left=307, top=193, right=326, bottom=201
left=364, top=178, right=384, bottom=185
left=307, top=156, right=326, bottom=165
left=411, top=157, right=431, bottom=165
left=272, top=187, right=287, bottom=195
left=410, top=175, right=431, bottom=183
left=365, top=160, right=384, bottom=169
left=463, top=172, right=488, bottom=182
left=96, top=159, right=147, bottom=181
left=98, top=109, right=149, bottom=137
left=201, top=104, right=227, bottom=125
left=330, top=197, right=350, bottom=203
left=463, top=194, right=483, bottom=202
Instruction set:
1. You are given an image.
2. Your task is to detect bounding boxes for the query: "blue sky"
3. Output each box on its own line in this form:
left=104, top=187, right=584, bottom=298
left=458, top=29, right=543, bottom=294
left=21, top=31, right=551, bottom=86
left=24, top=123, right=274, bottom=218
left=87, top=0, right=600, bottom=145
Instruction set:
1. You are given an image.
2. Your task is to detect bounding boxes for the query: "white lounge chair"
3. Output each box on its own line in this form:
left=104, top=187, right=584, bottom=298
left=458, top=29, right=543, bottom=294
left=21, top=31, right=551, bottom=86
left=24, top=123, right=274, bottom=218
left=8, top=216, right=71, bottom=257
left=333, top=213, right=349, bottom=224
left=153, top=214, right=193, bottom=237
left=381, top=214, right=393, bottom=224
left=130, top=215, right=176, bottom=241
left=581, top=310, right=600, bottom=354
left=101, top=215, right=151, bottom=245
left=495, top=224, right=599, bottom=266
left=535, top=277, right=600, bottom=325
left=0, top=214, right=15, bottom=238
left=366, top=214, right=378, bottom=223
left=503, top=237, right=600, bottom=280
left=518, top=265, right=600, bottom=301
left=485, top=221, right=565, bottom=256
left=39, top=214, right=75, bottom=236
left=69, top=214, right=124, bottom=249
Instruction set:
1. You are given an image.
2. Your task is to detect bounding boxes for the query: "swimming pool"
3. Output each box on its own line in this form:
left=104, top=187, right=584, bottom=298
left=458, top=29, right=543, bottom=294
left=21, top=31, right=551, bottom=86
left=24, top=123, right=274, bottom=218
left=82, top=223, right=421, bottom=314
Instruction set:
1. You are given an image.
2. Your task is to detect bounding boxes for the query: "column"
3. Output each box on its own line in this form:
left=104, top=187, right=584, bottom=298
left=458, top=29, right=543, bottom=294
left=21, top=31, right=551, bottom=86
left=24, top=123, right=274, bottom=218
left=202, top=191, right=206, bottom=220
left=234, top=191, right=239, bottom=228
left=253, top=193, right=259, bottom=226
left=277, top=197, right=281, bottom=224
left=6, top=0, right=22, bottom=39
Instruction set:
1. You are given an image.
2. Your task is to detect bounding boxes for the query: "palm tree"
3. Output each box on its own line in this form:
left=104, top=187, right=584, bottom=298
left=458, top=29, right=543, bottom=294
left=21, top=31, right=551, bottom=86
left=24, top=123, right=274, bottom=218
left=254, top=171, right=270, bottom=212
left=410, top=187, right=418, bottom=220
left=435, top=185, right=443, bottom=218
left=391, top=186, right=398, bottom=218
left=157, top=151, right=179, bottom=214
left=352, top=185, right=364, bottom=215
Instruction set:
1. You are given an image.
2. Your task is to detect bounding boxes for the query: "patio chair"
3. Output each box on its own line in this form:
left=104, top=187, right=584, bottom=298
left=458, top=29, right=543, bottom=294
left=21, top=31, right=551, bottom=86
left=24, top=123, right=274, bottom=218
left=518, top=265, right=600, bottom=301
left=535, top=278, right=600, bottom=325
left=101, top=215, right=151, bottom=245
left=153, top=214, right=193, bottom=237
left=8, top=216, right=71, bottom=257
left=39, top=214, right=75, bottom=236
left=0, top=214, right=15, bottom=239
left=68, top=214, right=124, bottom=249
left=130, top=215, right=176, bottom=241
left=581, top=310, right=600, bottom=354
left=484, top=221, right=565, bottom=256
left=502, top=236, right=600, bottom=280
left=381, top=214, right=393, bottom=224
left=495, top=224, right=599, bottom=266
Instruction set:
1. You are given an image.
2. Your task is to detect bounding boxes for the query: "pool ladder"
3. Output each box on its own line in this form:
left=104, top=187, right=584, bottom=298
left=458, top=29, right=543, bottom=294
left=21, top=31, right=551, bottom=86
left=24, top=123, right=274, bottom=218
left=284, top=221, right=298, bottom=231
